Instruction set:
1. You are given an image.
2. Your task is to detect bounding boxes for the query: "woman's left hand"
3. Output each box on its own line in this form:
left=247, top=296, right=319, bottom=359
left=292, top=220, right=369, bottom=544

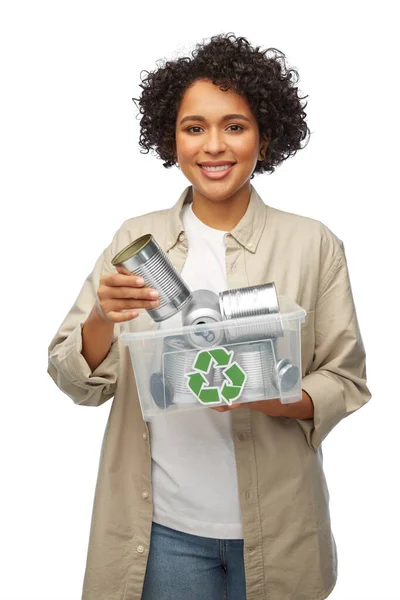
left=210, top=398, right=283, bottom=416
left=210, top=390, right=314, bottom=419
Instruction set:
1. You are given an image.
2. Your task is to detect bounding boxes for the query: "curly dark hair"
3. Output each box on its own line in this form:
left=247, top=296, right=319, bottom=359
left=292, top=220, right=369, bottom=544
left=132, top=33, right=310, bottom=178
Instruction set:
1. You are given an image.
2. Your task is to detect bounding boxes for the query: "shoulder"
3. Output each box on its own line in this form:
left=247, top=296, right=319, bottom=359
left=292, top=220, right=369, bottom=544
left=267, top=204, right=344, bottom=257
left=120, top=207, right=170, bottom=235
left=264, top=205, right=346, bottom=289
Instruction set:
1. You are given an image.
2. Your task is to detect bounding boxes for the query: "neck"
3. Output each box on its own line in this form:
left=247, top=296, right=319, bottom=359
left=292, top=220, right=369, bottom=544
left=191, top=183, right=251, bottom=231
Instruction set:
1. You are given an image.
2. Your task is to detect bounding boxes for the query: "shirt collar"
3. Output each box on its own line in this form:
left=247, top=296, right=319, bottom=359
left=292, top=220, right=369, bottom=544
left=166, top=184, right=267, bottom=253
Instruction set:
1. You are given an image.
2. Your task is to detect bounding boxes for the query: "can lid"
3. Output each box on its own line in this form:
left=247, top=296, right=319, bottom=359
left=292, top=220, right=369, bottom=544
left=277, top=360, right=299, bottom=392
left=150, top=372, right=174, bottom=408
left=111, top=234, right=153, bottom=266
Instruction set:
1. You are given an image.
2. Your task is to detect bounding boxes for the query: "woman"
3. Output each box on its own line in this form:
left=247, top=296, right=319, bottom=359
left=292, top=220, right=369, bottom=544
left=47, top=33, right=371, bottom=600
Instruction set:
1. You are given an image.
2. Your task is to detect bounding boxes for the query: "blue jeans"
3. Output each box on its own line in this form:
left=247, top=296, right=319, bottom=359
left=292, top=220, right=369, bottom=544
left=141, top=521, right=247, bottom=600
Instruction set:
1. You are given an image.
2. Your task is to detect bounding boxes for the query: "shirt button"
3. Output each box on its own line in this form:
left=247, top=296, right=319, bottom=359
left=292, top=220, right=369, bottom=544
left=142, top=491, right=149, bottom=499
left=137, top=545, right=145, bottom=554
left=238, top=432, right=247, bottom=441
left=179, top=233, right=185, bottom=241
left=248, top=242, right=253, bottom=248
left=142, top=432, right=148, bottom=440
left=245, top=490, right=252, bottom=500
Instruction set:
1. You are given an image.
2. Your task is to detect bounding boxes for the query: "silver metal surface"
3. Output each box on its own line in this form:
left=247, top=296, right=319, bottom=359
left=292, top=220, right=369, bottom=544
left=161, top=336, right=298, bottom=405
left=111, top=234, right=192, bottom=322
left=276, top=359, right=300, bottom=392
left=213, top=341, right=279, bottom=402
left=150, top=372, right=174, bottom=409
left=224, top=314, right=284, bottom=344
left=219, top=283, right=283, bottom=343
left=181, top=289, right=225, bottom=348
left=163, top=337, right=200, bottom=404
left=219, top=282, right=280, bottom=319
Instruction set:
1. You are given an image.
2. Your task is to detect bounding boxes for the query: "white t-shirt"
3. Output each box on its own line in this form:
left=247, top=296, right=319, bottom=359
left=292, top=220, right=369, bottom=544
left=148, top=201, right=243, bottom=539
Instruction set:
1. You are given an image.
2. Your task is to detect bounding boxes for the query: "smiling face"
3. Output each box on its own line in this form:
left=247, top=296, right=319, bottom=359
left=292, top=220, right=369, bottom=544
left=175, top=79, right=268, bottom=209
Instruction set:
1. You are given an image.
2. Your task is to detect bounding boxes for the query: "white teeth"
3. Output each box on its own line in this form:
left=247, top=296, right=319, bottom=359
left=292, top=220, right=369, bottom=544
left=201, top=164, right=233, bottom=172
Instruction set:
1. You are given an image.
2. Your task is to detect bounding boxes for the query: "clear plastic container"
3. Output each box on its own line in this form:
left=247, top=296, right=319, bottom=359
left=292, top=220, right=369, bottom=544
left=121, top=296, right=306, bottom=421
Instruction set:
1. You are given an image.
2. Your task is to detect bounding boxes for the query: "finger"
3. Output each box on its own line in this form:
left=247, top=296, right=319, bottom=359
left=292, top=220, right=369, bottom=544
left=101, top=286, right=160, bottom=301
left=103, top=298, right=160, bottom=312
left=115, top=265, right=133, bottom=276
left=106, top=270, right=146, bottom=288
left=104, top=309, right=140, bottom=323
left=211, top=403, right=242, bottom=412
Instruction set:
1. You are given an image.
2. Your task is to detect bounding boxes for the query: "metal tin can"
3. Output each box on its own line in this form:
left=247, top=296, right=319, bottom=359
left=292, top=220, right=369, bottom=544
left=276, top=359, right=300, bottom=393
left=213, top=341, right=279, bottom=401
left=163, top=337, right=200, bottom=404
left=111, top=234, right=192, bottom=322
left=219, top=283, right=283, bottom=343
left=150, top=372, right=174, bottom=409
left=219, top=282, right=280, bottom=319
left=181, top=289, right=225, bottom=348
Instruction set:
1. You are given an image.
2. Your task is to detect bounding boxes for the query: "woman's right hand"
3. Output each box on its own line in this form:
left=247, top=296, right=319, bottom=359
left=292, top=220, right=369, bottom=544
left=96, top=265, right=160, bottom=323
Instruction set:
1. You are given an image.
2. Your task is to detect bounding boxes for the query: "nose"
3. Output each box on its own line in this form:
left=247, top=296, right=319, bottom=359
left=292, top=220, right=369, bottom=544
left=202, top=128, right=227, bottom=155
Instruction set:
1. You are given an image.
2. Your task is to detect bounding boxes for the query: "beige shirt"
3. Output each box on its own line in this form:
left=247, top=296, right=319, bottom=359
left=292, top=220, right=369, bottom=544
left=47, top=184, right=371, bottom=600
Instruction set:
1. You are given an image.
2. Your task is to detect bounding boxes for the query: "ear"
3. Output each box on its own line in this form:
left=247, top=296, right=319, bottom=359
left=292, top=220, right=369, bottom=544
left=258, top=135, right=269, bottom=161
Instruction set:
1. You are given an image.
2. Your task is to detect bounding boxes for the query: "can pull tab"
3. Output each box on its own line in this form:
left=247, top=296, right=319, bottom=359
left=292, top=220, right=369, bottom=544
left=194, top=329, right=216, bottom=343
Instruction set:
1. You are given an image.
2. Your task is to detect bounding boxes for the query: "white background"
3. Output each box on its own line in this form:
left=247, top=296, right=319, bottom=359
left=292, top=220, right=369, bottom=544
left=1, top=1, right=399, bottom=599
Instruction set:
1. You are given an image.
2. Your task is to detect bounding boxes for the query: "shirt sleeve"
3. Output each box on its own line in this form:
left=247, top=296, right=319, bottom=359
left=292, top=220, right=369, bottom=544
left=297, top=241, right=372, bottom=451
left=47, top=244, right=121, bottom=407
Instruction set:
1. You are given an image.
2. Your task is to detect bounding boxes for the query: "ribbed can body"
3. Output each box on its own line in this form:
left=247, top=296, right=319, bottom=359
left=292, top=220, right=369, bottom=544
left=219, top=283, right=280, bottom=319
left=214, top=341, right=279, bottom=401
left=163, top=338, right=199, bottom=404
left=111, top=234, right=192, bottom=322
left=219, top=283, right=283, bottom=343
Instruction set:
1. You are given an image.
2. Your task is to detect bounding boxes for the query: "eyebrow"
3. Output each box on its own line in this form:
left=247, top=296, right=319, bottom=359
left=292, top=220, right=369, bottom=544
left=179, top=113, right=251, bottom=125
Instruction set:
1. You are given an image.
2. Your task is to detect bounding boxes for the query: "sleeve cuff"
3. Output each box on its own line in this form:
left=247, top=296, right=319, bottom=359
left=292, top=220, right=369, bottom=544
left=48, top=322, right=120, bottom=406
left=58, top=322, right=119, bottom=382
left=298, top=371, right=346, bottom=451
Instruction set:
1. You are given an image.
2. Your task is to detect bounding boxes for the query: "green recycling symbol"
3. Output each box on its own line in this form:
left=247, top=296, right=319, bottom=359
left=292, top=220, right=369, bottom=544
left=185, top=347, right=248, bottom=406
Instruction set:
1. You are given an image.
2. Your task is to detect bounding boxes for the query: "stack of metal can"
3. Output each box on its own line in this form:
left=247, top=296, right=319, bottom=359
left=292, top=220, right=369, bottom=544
left=112, top=235, right=299, bottom=408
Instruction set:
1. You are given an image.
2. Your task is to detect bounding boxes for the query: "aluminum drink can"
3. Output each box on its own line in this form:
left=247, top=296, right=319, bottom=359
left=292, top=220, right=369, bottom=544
left=181, top=289, right=225, bottom=348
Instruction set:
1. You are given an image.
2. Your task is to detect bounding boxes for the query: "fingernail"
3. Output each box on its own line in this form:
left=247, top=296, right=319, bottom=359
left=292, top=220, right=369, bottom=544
left=150, top=290, right=159, bottom=298
left=136, top=278, right=144, bottom=285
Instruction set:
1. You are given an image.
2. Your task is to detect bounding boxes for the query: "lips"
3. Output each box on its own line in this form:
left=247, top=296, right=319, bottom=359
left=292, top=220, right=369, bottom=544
left=198, top=164, right=235, bottom=180
left=199, top=162, right=235, bottom=167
